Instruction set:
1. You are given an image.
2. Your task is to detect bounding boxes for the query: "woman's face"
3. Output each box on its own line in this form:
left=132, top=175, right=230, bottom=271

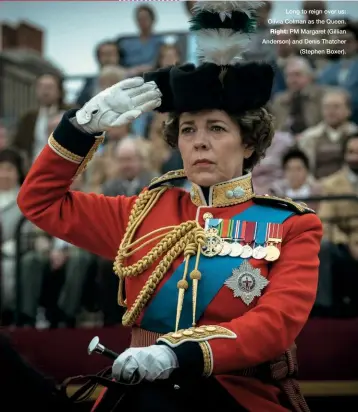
left=178, top=110, right=253, bottom=187
left=0, top=161, right=19, bottom=191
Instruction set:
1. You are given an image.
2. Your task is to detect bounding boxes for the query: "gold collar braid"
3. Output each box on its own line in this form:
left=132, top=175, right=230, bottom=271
left=190, top=173, right=254, bottom=207
left=113, top=187, right=206, bottom=328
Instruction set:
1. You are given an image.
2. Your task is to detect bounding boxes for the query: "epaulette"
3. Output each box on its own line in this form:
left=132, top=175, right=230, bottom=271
left=253, top=194, right=315, bottom=214
left=148, top=169, right=187, bottom=189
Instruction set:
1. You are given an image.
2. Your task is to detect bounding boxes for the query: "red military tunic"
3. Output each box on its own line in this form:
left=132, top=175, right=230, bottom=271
left=17, top=111, right=322, bottom=412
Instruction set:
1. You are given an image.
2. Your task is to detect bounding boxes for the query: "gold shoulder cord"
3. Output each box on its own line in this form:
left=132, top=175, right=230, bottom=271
left=113, top=187, right=206, bottom=328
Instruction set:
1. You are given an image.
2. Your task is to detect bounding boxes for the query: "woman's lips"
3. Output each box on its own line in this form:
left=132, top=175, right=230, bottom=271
left=194, top=160, right=214, bottom=166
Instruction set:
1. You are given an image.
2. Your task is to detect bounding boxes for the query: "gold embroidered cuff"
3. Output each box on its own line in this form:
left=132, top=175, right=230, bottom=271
left=48, top=134, right=84, bottom=164
left=73, top=135, right=105, bottom=179
left=199, top=341, right=213, bottom=377
left=156, top=325, right=236, bottom=348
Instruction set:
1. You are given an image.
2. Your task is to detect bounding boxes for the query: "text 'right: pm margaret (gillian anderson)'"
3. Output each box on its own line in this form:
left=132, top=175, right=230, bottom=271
left=263, top=4, right=350, bottom=58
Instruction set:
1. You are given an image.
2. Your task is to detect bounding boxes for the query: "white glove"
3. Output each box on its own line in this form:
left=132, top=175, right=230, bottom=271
left=112, top=345, right=178, bottom=384
left=76, top=77, right=162, bottom=134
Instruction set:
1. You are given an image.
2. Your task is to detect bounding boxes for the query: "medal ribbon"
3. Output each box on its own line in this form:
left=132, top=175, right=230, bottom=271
left=267, top=223, right=283, bottom=250
left=206, top=218, right=222, bottom=231
left=255, top=222, right=268, bottom=247
left=242, top=221, right=256, bottom=245
left=220, top=219, right=234, bottom=239
left=234, top=220, right=241, bottom=240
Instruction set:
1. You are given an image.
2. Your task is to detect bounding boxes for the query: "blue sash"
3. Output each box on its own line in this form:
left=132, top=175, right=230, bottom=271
left=140, top=204, right=294, bottom=333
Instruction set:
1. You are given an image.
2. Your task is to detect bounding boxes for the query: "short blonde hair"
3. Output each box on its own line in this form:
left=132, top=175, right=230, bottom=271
left=285, top=56, right=314, bottom=77
left=99, top=65, right=127, bottom=88
left=323, top=87, right=351, bottom=107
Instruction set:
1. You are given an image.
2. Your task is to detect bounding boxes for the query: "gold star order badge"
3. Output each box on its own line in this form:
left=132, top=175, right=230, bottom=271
left=225, top=260, right=269, bottom=305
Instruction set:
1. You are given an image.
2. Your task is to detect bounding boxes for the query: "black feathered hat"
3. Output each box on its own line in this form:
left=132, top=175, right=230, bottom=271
left=144, top=1, right=274, bottom=114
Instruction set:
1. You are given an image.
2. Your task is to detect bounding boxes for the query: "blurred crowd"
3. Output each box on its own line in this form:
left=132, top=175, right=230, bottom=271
left=1, top=1, right=358, bottom=329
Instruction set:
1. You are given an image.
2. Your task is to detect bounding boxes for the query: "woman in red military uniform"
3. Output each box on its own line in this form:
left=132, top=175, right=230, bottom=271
left=17, top=2, right=322, bottom=411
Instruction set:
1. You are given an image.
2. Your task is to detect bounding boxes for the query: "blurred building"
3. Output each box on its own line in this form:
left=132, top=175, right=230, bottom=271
left=0, top=21, right=61, bottom=128
left=0, top=21, right=43, bottom=53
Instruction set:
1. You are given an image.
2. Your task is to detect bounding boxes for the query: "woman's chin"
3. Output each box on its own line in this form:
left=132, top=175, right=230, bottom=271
left=189, top=171, right=221, bottom=187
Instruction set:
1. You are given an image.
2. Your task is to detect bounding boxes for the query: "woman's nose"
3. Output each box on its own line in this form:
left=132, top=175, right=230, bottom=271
left=193, top=141, right=208, bottom=150
left=193, top=130, right=209, bottom=150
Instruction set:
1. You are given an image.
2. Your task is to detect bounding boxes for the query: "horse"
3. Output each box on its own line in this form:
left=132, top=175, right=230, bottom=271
left=0, top=332, right=78, bottom=411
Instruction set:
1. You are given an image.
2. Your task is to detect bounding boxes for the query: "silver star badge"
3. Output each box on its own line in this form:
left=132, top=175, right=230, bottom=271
left=225, top=260, right=269, bottom=305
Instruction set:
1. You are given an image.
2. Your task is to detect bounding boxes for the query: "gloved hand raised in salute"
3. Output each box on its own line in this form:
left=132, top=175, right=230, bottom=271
left=75, top=77, right=162, bottom=134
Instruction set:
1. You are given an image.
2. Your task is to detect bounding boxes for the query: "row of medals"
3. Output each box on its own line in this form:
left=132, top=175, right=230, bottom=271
left=202, top=229, right=281, bottom=261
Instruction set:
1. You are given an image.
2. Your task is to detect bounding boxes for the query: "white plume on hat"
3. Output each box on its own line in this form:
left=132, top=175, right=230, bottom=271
left=190, top=1, right=264, bottom=65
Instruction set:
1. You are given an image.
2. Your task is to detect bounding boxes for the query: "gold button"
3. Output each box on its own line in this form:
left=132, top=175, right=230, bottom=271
left=183, top=330, right=194, bottom=336
left=203, top=212, right=213, bottom=220
left=194, top=328, right=205, bottom=333
left=205, top=326, right=216, bottom=332
left=171, top=332, right=182, bottom=338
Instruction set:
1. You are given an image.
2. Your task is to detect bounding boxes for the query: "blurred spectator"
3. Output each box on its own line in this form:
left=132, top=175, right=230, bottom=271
left=12, top=106, right=97, bottom=328
left=47, top=112, right=66, bottom=136
left=252, top=131, right=294, bottom=195
left=99, top=123, right=138, bottom=160
left=149, top=112, right=171, bottom=171
left=271, top=24, right=300, bottom=96
left=148, top=112, right=183, bottom=178
left=298, top=88, right=357, bottom=178
left=276, top=25, right=299, bottom=63
left=131, top=42, right=181, bottom=138
left=19, top=173, right=97, bottom=328
left=86, top=156, right=108, bottom=194
left=96, top=40, right=120, bottom=66
left=88, top=60, right=137, bottom=155
left=0, top=123, right=9, bottom=150
left=242, top=1, right=276, bottom=62
left=318, top=132, right=358, bottom=243
left=272, top=57, right=325, bottom=134
left=297, top=1, right=332, bottom=70
left=102, top=137, right=157, bottom=197
left=98, top=65, right=127, bottom=91
left=269, top=147, right=322, bottom=211
left=0, top=148, right=27, bottom=325
left=76, top=40, right=121, bottom=106
left=106, top=123, right=136, bottom=142
left=98, top=137, right=157, bottom=326
left=314, top=229, right=358, bottom=318
left=89, top=65, right=130, bottom=157
left=12, top=73, right=68, bottom=165
left=318, top=22, right=358, bottom=123
left=155, top=43, right=181, bottom=69
left=118, top=5, right=162, bottom=77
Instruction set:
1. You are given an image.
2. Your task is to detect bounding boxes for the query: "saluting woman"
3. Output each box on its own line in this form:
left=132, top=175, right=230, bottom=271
left=17, top=2, right=322, bottom=412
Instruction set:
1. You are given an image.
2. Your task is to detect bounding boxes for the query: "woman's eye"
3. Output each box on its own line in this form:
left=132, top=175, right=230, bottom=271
left=211, top=125, right=225, bottom=132
left=181, top=127, right=194, bottom=134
